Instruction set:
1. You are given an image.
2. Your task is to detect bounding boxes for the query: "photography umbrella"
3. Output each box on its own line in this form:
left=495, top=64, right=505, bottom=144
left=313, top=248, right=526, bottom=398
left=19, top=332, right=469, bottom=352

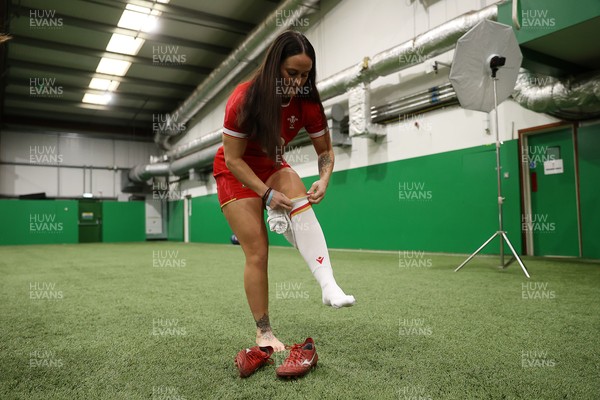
left=449, top=19, right=530, bottom=277
left=450, top=19, right=523, bottom=112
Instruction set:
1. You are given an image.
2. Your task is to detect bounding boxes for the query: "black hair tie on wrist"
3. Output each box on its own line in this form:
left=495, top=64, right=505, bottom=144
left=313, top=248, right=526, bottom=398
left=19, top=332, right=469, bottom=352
left=262, top=188, right=273, bottom=204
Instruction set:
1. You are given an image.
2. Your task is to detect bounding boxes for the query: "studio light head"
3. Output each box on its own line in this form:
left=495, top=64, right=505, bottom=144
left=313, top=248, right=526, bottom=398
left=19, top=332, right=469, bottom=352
left=489, top=55, right=506, bottom=77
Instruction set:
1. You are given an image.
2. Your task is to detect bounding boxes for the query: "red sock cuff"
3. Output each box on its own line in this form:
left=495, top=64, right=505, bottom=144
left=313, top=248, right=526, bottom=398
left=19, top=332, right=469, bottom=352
left=290, top=201, right=311, bottom=219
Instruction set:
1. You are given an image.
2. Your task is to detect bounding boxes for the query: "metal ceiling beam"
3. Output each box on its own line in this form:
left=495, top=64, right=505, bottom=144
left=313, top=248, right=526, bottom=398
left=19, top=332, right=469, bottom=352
left=7, top=60, right=197, bottom=92
left=11, top=35, right=213, bottom=75
left=5, top=105, right=152, bottom=123
left=10, top=5, right=234, bottom=56
left=4, top=80, right=183, bottom=104
left=79, top=0, right=255, bottom=35
left=2, top=113, right=153, bottom=137
left=5, top=93, right=164, bottom=115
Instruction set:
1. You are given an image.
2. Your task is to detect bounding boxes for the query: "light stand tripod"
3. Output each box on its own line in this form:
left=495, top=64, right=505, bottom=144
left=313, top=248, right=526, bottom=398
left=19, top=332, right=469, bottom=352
left=454, top=56, right=530, bottom=278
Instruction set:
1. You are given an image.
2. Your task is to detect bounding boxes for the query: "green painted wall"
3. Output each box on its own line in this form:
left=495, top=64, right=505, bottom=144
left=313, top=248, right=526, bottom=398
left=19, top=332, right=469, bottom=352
left=498, top=0, right=600, bottom=44
left=167, top=200, right=184, bottom=241
left=191, top=140, right=523, bottom=254
left=189, top=195, right=231, bottom=244
left=0, top=200, right=78, bottom=245
left=297, top=141, right=522, bottom=253
left=101, top=201, right=145, bottom=243
left=578, top=124, right=600, bottom=259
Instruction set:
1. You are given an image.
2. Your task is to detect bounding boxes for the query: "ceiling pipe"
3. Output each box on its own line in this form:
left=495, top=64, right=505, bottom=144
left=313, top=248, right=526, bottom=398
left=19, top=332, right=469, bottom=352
left=164, top=129, right=222, bottom=161
left=169, top=144, right=221, bottom=176
left=370, top=83, right=458, bottom=124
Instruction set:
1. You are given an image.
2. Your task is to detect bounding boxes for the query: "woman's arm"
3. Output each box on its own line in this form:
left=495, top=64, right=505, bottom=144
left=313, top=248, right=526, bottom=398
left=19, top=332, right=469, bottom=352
left=307, top=130, right=334, bottom=204
left=223, top=135, right=292, bottom=210
left=223, top=135, right=268, bottom=196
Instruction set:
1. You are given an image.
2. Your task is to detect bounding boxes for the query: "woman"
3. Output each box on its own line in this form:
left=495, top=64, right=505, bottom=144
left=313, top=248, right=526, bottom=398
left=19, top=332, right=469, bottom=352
left=213, top=31, right=355, bottom=353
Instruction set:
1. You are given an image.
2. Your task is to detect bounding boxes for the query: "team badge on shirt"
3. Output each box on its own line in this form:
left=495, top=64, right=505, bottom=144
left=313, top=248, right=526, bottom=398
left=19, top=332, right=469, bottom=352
left=288, top=115, right=298, bottom=130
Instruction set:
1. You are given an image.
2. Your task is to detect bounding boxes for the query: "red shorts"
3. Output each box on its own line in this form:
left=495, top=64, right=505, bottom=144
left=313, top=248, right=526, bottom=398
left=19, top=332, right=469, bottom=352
left=213, top=146, right=290, bottom=208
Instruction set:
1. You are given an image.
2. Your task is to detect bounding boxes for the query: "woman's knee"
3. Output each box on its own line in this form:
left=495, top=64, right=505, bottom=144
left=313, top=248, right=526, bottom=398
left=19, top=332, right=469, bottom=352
left=267, top=168, right=306, bottom=198
left=244, top=245, right=268, bottom=267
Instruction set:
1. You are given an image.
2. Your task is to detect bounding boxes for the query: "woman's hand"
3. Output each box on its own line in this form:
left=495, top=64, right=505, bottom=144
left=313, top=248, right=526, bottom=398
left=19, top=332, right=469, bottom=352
left=307, top=179, right=328, bottom=204
left=268, top=190, right=293, bottom=211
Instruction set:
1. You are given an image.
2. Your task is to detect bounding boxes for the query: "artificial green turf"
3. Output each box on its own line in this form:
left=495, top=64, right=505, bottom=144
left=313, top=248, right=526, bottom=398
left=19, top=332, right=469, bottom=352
left=1, top=243, right=599, bottom=399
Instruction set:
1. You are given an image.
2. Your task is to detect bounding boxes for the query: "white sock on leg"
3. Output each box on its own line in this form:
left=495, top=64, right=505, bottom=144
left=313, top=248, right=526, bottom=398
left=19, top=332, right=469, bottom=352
left=289, top=198, right=355, bottom=308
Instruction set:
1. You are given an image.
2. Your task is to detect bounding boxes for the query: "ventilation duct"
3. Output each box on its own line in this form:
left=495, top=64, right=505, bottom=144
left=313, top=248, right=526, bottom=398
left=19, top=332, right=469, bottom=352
left=348, top=82, right=385, bottom=137
left=128, top=162, right=170, bottom=183
left=513, top=69, right=600, bottom=120
left=169, top=145, right=221, bottom=176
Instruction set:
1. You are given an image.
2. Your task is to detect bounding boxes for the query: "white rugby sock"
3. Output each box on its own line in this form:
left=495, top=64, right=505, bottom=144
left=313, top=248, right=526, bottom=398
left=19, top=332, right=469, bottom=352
left=288, top=198, right=355, bottom=308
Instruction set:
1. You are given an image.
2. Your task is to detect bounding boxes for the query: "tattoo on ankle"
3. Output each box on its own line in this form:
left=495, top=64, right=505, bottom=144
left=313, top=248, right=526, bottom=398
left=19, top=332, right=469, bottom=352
left=256, top=314, right=271, bottom=334
left=261, top=331, right=274, bottom=340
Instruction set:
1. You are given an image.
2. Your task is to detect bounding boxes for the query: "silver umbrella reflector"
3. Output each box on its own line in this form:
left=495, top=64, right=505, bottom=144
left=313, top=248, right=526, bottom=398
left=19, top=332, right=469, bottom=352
left=449, top=19, right=523, bottom=113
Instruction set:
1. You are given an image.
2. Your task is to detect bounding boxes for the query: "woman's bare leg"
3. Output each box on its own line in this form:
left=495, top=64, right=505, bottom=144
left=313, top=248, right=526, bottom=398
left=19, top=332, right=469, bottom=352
left=266, top=167, right=307, bottom=199
left=223, top=197, right=286, bottom=351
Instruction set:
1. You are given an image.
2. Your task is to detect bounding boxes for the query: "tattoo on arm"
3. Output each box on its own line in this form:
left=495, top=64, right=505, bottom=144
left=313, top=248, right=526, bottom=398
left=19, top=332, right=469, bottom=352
left=255, top=314, right=271, bottom=334
left=318, top=153, right=332, bottom=176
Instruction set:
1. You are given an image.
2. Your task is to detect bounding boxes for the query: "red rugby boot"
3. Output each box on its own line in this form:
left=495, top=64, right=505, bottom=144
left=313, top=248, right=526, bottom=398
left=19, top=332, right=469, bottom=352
left=234, top=346, right=274, bottom=378
left=276, top=338, right=318, bottom=378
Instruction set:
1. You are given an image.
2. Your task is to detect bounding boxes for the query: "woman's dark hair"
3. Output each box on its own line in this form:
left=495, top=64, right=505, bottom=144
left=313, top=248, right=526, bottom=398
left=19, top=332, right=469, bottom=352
left=237, top=30, right=325, bottom=161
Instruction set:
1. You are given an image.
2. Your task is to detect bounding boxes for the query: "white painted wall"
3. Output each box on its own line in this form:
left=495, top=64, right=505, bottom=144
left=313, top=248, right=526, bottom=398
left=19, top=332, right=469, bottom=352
left=168, top=0, right=559, bottom=199
left=309, top=0, right=496, bottom=80
left=0, top=130, right=158, bottom=198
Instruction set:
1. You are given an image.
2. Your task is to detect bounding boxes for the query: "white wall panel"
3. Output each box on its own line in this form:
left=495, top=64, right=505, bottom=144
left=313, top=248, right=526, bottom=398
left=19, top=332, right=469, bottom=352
left=58, top=167, right=84, bottom=198
left=1, top=132, right=60, bottom=164
left=90, top=169, right=116, bottom=198
left=0, top=165, right=58, bottom=196
left=60, top=136, right=114, bottom=167
left=114, top=140, right=157, bottom=168
left=1, top=130, right=159, bottom=198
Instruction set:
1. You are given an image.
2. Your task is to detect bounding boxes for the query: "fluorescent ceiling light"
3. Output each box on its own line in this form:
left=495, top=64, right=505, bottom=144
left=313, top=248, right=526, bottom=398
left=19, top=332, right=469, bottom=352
left=89, top=78, right=120, bottom=91
left=82, top=92, right=112, bottom=105
left=106, top=34, right=145, bottom=55
left=118, top=4, right=162, bottom=32
left=96, top=58, right=131, bottom=76
left=81, top=1, right=170, bottom=107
